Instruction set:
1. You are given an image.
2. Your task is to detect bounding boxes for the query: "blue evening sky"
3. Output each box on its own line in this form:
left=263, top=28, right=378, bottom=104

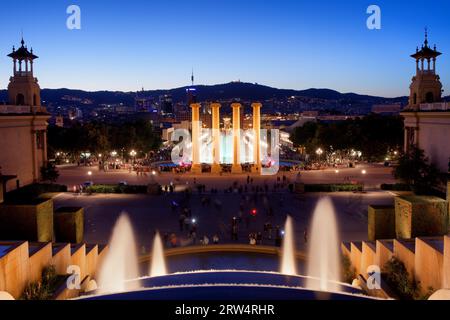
left=0, top=0, right=449, bottom=97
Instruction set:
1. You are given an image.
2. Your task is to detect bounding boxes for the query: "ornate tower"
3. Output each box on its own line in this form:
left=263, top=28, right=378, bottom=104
left=7, top=38, right=42, bottom=112
left=408, top=30, right=443, bottom=110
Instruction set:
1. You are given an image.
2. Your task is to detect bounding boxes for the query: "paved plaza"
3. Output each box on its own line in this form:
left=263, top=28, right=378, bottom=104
left=56, top=163, right=396, bottom=190
left=53, top=163, right=398, bottom=253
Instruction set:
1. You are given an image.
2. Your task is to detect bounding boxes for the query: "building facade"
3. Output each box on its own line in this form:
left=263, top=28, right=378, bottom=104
left=0, top=39, right=50, bottom=191
left=401, top=32, right=450, bottom=173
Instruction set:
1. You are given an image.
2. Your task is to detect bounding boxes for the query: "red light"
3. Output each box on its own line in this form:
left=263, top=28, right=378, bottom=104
left=251, top=209, right=257, bottom=216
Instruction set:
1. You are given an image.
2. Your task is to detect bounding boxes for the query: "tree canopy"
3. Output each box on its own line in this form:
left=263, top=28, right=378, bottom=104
left=291, top=114, right=404, bottom=161
left=394, top=146, right=444, bottom=195
left=47, top=119, right=161, bottom=159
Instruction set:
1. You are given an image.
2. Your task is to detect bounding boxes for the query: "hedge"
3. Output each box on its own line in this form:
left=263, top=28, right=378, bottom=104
left=86, top=184, right=148, bottom=194
left=5, top=183, right=67, bottom=204
left=380, top=183, right=412, bottom=191
left=304, top=184, right=363, bottom=192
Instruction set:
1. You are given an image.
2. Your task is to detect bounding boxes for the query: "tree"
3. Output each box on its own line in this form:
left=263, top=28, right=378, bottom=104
left=47, top=119, right=162, bottom=160
left=291, top=115, right=404, bottom=161
left=394, top=146, right=444, bottom=195
left=41, top=162, right=60, bottom=183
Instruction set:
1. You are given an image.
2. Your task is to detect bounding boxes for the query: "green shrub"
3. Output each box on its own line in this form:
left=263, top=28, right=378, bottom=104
left=86, top=184, right=148, bottom=194
left=304, top=184, right=363, bottom=192
left=382, top=257, right=420, bottom=300
left=5, top=183, right=67, bottom=204
left=380, top=183, right=412, bottom=191
left=21, top=265, right=64, bottom=300
left=341, top=254, right=356, bottom=284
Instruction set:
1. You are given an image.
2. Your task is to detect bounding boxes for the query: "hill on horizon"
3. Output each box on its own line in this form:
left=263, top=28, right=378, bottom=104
left=0, top=81, right=409, bottom=109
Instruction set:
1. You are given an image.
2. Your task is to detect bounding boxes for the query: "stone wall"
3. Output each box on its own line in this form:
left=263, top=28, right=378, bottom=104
left=395, top=196, right=448, bottom=239
left=393, top=240, right=416, bottom=280
left=0, top=241, right=105, bottom=299
left=368, top=205, right=395, bottom=241
left=71, top=244, right=87, bottom=281
left=54, top=207, right=84, bottom=243
left=51, top=244, right=71, bottom=275
left=0, top=198, right=53, bottom=242
left=361, top=242, right=376, bottom=278
left=343, top=236, right=450, bottom=298
left=28, top=243, right=52, bottom=284
left=444, top=236, right=450, bottom=289
left=0, top=242, right=29, bottom=298
left=414, top=238, right=444, bottom=295
left=0, top=116, right=48, bottom=191
left=376, top=240, right=393, bottom=270
left=350, top=242, right=362, bottom=276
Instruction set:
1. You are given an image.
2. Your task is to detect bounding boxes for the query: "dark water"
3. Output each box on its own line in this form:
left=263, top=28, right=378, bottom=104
left=141, top=252, right=305, bottom=275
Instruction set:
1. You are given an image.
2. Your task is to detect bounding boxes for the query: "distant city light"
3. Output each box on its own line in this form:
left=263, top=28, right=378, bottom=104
left=87, top=171, right=92, bottom=176
left=361, top=169, right=367, bottom=175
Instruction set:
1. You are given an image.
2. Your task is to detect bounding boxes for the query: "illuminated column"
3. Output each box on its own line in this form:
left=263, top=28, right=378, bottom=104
left=231, top=103, right=243, bottom=174
left=251, top=102, right=262, bottom=173
left=190, top=103, right=202, bottom=174
left=211, top=103, right=222, bottom=174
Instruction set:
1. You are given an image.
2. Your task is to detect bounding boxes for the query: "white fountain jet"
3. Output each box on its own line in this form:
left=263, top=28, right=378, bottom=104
left=306, top=197, right=341, bottom=292
left=280, top=215, right=297, bottom=276
left=97, top=213, right=140, bottom=294
left=149, top=232, right=168, bottom=277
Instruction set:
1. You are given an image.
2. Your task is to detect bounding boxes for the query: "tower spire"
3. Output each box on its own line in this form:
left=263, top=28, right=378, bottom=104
left=191, top=68, right=194, bottom=86
left=424, top=27, right=428, bottom=47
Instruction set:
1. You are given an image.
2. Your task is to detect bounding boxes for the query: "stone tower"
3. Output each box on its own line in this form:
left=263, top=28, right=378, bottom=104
left=7, top=38, right=42, bottom=113
left=408, top=30, right=443, bottom=110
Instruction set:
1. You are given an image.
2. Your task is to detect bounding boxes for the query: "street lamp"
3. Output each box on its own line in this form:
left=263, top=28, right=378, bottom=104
left=111, top=151, right=117, bottom=157
left=87, top=171, right=92, bottom=176
left=361, top=169, right=367, bottom=175
left=316, top=148, right=324, bottom=163
left=130, top=150, right=137, bottom=165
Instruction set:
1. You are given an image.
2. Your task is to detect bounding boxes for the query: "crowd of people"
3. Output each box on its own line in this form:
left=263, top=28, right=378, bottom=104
left=154, top=175, right=304, bottom=249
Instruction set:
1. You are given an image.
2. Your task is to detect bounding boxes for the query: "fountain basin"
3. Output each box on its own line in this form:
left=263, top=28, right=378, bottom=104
left=80, top=270, right=372, bottom=300
left=140, top=244, right=306, bottom=274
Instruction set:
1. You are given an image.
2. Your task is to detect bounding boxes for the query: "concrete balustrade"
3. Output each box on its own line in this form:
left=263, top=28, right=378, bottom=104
left=0, top=240, right=107, bottom=299
left=343, top=236, right=450, bottom=297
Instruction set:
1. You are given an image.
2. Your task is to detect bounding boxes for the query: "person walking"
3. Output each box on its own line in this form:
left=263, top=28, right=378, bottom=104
left=257, top=232, right=263, bottom=245
left=179, top=214, right=186, bottom=231
left=275, top=226, right=281, bottom=247
left=249, top=234, right=256, bottom=245
left=231, top=224, right=238, bottom=241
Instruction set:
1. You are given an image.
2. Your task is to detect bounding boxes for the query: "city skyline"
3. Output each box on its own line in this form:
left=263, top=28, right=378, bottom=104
left=0, top=0, right=450, bottom=97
